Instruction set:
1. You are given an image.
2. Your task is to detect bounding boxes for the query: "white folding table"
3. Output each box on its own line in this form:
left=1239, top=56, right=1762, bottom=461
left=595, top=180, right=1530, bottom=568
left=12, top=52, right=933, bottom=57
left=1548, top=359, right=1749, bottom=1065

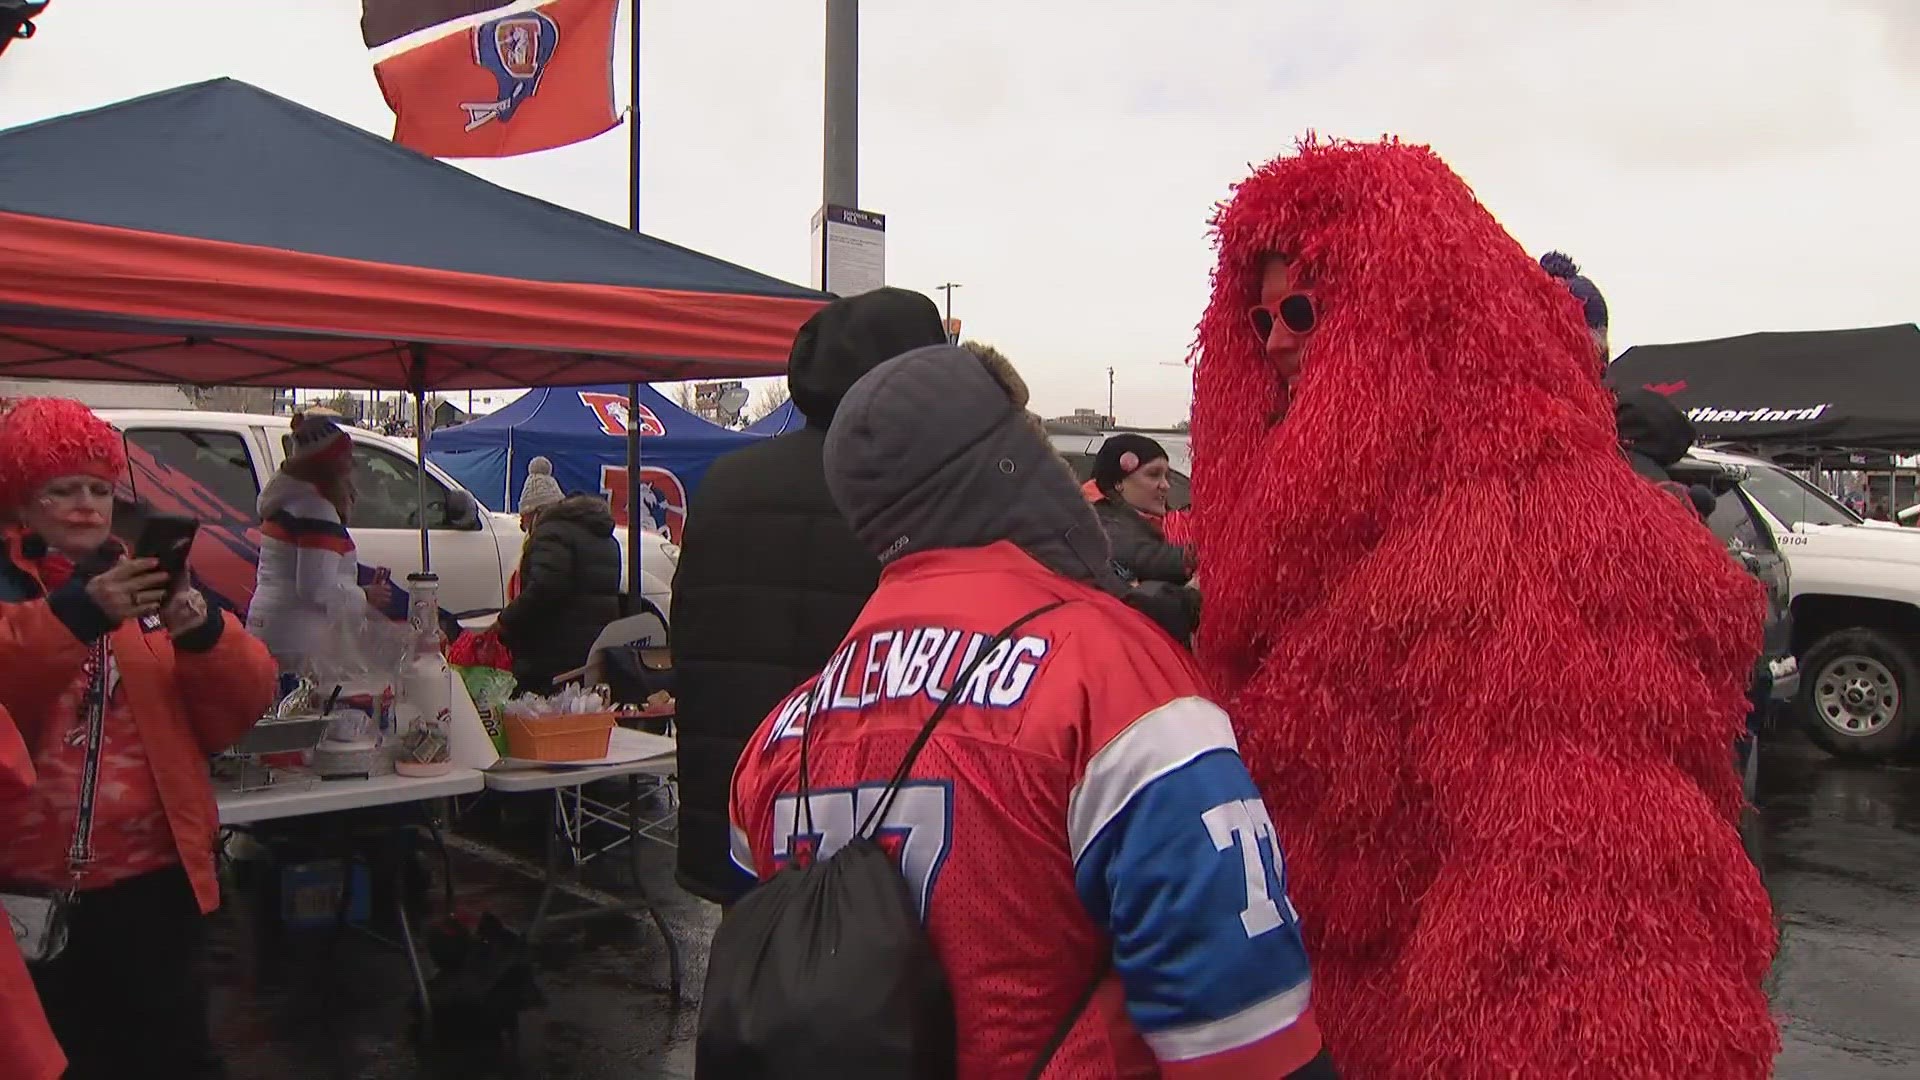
left=217, top=768, right=485, bottom=826
left=215, top=768, right=486, bottom=1032
left=465, top=728, right=684, bottom=999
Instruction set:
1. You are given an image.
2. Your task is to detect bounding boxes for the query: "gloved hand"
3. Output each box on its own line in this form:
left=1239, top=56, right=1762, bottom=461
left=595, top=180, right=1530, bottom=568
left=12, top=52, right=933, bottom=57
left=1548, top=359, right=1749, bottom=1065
left=1124, top=581, right=1201, bottom=646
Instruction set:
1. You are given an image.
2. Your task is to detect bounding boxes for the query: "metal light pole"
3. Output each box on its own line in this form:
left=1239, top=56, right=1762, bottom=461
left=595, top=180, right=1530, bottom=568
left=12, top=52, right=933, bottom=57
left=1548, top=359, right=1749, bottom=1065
left=936, top=282, right=962, bottom=342
left=824, top=0, right=858, bottom=209
left=1107, top=366, right=1115, bottom=428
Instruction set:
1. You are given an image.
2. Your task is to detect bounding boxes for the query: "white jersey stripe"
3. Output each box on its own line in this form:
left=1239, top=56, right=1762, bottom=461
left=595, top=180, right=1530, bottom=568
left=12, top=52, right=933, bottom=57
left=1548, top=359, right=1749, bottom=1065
left=1066, top=696, right=1240, bottom=864
left=1144, top=980, right=1312, bottom=1061
left=728, top=821, right=755, bottom=877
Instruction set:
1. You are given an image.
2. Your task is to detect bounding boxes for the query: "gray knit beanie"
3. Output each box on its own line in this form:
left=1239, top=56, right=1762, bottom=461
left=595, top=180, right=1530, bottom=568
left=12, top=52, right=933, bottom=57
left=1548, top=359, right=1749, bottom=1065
left=518, top=455, right=564, bottom=513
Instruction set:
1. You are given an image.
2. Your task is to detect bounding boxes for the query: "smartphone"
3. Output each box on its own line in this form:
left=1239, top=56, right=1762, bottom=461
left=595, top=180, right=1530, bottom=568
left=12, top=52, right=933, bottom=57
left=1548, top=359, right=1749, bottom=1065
left=134, top=514, right=199, bottom=580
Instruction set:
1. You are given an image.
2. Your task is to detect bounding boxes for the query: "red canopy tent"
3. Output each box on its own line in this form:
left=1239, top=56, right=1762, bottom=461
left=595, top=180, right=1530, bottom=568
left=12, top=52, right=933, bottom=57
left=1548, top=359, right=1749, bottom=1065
left=0, top=79, right=823, bottom=390
left=0, top=79, right=827, bottom=582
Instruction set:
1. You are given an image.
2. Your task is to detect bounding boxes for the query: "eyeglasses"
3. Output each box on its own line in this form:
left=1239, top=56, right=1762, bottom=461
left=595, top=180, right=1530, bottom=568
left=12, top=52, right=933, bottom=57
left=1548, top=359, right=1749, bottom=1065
left=1247, top=291, right=1318, bottom=339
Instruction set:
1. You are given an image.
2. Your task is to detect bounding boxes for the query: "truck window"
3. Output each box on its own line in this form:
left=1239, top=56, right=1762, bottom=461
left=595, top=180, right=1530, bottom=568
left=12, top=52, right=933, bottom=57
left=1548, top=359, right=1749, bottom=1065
left=123, top=428, right=262, bottom=525
left=351, top=442, right=459, bottom=530
left=1708, top=488, right=1775, bottom=555
left=1741, top=465, right=1859, bottom=528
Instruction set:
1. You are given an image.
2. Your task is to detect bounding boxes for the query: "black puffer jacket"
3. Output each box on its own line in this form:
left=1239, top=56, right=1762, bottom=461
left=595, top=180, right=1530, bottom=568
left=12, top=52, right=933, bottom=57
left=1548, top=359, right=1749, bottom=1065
left=496, top=495, right=623, bottom=693
left=671, top=287, right=949, bottom=903
left=1088, top=496, right=1200, bottom=643
left=1091, top=496, right=1192, bottom=585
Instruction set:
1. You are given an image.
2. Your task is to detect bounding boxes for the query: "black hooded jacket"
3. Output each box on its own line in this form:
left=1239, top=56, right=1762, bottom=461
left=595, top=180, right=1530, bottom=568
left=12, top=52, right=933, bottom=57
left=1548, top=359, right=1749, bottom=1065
left=497, top=495, right=624, bottom=691
left=670, top=287, right=948, bottom=903
left=1613, top=387, right=1697, bottom=482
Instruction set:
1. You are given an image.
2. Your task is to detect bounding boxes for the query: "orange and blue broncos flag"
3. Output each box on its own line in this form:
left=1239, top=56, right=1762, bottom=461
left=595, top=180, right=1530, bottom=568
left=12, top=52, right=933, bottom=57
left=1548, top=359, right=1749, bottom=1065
left=362, top=0, right=620, bottom=158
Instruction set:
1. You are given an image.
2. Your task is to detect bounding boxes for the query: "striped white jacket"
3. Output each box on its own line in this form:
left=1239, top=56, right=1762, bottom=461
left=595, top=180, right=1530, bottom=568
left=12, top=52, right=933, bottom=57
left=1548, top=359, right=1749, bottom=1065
left=246, top=473, right=365, bottom=670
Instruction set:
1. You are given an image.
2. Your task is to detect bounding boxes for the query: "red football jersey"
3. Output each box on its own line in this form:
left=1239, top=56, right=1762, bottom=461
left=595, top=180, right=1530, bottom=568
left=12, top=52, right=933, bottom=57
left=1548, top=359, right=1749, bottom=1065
left=730, top=542, right=1320, bottom=1079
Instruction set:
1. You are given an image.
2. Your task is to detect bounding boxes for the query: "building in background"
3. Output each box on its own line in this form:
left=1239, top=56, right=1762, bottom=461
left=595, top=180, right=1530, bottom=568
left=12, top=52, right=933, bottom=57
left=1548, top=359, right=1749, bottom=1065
left=0, top=379, right=194, bottom=410
left=1044, top=407, right=1114, bottom=430
left=690, top=380, right=751, bottom=427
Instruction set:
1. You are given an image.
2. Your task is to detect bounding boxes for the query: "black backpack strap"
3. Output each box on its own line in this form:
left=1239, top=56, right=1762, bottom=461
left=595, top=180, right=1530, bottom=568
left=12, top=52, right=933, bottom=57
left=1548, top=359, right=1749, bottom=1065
left=1027, top=952, right=1111, bottom=1079
left=858, top=599, right=1070, bottom=836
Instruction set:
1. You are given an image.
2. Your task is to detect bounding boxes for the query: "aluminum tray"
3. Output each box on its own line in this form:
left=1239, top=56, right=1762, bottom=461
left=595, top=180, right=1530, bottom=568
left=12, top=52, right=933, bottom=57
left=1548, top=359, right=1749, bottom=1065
left=232, top=715, right=331, bottom=757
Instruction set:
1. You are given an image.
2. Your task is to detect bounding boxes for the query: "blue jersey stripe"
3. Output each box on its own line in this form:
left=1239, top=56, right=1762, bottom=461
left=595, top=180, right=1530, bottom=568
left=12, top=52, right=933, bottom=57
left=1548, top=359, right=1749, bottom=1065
left=1074, top=748, right=1313, bottom=1040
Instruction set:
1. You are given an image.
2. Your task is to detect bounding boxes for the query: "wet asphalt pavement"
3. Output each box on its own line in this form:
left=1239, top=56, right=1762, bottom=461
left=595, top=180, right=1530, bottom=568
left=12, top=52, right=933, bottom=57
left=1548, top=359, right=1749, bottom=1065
left=205, top=731, right=1920, bottom=1079
left=1761, top=734, right=1920, bottom=1078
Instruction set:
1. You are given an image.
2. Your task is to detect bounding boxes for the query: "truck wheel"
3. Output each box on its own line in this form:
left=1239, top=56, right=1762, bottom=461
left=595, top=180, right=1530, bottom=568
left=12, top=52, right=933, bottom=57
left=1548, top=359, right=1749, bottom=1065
left=1797, top=628, right=1917, bottom=761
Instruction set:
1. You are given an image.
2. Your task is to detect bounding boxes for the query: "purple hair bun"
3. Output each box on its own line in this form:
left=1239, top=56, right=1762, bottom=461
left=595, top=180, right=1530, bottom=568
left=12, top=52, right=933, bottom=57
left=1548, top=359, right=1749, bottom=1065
left=1540, top=250, right=1608, bottom=331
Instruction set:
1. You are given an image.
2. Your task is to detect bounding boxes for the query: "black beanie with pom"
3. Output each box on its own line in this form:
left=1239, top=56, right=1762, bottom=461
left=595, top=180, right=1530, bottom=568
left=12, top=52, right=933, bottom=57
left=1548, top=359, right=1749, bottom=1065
left=1092, top=434, right=1169, bottom=489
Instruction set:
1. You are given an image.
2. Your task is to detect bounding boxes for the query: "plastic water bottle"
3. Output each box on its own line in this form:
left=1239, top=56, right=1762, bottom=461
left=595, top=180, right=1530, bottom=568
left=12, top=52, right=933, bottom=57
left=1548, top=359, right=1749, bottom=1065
left=395, top=573, right=453, bottom=775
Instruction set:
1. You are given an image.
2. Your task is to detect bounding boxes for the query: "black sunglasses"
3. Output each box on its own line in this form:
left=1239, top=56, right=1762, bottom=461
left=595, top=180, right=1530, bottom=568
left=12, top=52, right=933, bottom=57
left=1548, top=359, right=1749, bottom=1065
left=1246, top=291, right=1318, bottom=339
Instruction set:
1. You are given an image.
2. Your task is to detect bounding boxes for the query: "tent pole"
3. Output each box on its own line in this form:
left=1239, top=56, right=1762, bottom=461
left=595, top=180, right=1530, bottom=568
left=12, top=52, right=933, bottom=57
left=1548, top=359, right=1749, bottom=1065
left=411, top=345, right=432, bottom=574
left=626, top=1, right=644, bottom=605
left=627, top=382, right=642, bottom=604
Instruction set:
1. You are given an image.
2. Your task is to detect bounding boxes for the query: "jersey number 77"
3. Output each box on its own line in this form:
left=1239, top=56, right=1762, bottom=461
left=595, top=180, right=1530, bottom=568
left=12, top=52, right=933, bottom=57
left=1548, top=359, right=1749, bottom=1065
left=771, top=781, right=955, bottom=920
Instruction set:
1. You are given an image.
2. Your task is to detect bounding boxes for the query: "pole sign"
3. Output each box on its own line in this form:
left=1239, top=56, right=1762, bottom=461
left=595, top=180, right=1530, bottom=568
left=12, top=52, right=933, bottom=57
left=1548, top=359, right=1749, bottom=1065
left=810, top=204, right=886, bottom=297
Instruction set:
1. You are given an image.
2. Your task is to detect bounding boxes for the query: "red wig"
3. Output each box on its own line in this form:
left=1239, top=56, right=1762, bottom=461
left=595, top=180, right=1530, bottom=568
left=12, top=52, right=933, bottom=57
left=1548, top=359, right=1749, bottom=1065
left=0, top=397, right=127, bottom=511
left=1191, top=138, right=1775, bottom=1078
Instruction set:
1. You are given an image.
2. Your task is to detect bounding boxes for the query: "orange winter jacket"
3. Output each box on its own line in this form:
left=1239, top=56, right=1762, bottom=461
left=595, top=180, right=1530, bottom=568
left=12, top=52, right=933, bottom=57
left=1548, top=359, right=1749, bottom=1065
left=1, top=704, right=65, bottom=1080
left=0, top=532, right=276, bottom=914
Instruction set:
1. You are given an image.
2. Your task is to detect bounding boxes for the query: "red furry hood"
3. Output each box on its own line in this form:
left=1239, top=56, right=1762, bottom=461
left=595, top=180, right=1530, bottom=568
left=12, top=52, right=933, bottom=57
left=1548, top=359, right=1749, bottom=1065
left=1190, top=137, right=1746, bottom=686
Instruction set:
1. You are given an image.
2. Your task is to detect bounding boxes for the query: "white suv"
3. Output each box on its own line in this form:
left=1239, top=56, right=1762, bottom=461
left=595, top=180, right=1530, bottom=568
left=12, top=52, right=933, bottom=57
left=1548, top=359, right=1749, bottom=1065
left=1691, top=447, right=1920, bottom=760
left=95, top=409, right=676, bottom=625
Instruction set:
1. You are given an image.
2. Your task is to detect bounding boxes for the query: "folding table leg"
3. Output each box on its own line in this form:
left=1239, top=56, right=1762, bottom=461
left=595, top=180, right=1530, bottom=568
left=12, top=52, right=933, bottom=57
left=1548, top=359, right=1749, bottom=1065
left=396, top=856, right=434, bottom=1043
left=626, top=772, right=684, bottom=1001
left=526, top=794, right=563, bottom=943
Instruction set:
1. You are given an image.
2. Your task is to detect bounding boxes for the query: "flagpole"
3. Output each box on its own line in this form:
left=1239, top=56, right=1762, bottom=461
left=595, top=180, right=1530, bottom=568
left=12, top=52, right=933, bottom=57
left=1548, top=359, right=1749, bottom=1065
left=624, top=0, right=645, bottom=605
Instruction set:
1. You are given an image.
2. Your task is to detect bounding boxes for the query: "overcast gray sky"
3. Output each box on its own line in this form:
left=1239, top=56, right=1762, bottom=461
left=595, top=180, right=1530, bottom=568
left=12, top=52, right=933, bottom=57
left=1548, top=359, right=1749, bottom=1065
left=2, top=0, right=1914, bottom=425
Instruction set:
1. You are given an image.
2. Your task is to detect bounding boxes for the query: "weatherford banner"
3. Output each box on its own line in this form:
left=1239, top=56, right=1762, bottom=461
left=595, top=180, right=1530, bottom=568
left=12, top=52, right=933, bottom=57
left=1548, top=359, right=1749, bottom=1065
left=1682, top=404, right=1832, bottom=425
left=362, top=0, right=619, bottom=158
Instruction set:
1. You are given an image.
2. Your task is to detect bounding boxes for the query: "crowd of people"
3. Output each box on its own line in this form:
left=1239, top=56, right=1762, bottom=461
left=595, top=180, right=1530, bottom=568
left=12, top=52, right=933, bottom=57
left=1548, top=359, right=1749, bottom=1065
left=0, top=136, right=1777, bottom=1080
left=680, top=138, right=1774, bottom=1079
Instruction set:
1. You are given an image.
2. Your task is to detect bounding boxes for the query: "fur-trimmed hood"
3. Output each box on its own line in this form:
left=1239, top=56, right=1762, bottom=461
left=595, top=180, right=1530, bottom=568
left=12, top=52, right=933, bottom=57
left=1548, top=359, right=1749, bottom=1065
left=825, top=344, right=1121, bottom=592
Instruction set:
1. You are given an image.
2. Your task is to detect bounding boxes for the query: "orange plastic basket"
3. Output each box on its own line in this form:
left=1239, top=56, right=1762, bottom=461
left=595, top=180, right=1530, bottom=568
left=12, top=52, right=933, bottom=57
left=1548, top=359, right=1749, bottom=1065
left=504, top=711, right=616, bottom=762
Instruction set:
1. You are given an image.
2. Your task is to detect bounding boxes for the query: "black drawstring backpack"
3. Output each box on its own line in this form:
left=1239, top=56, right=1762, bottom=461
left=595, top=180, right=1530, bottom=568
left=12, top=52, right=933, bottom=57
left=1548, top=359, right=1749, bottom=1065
left=697, top=601, right=1101, bottom=1079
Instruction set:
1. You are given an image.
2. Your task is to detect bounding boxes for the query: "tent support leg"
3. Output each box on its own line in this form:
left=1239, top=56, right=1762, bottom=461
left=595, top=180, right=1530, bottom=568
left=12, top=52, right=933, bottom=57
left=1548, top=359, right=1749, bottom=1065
left=412, top=347, right=432, bottom=575
left=626, top=381, right=642, bottom=605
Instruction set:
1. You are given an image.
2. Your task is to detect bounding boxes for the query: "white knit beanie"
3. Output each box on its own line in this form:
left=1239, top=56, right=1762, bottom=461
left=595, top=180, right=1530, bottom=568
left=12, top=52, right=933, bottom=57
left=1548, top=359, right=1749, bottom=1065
left=518, top=456, right=564, bottom=513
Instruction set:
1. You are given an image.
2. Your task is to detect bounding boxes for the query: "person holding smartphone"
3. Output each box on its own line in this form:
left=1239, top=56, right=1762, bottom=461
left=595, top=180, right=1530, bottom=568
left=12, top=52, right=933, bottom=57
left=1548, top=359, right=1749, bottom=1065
left=0, top=396, right=277, bottom=1080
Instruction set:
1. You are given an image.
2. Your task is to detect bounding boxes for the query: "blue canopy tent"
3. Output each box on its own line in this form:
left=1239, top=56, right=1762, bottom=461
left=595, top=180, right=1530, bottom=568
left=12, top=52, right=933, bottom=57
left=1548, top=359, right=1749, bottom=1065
left=746, top=398, right=804, bottom=434
left=429, top=384, right=752, bottom=543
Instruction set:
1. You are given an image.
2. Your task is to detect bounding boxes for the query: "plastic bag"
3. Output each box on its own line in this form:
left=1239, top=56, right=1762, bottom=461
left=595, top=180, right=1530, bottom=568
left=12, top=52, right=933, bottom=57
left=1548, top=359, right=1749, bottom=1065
left=503, top=684, right=611, bottom=719
left=314, top=608, right=412, bottom=684
left=302, top=612, right=411, bottom=741
left=449, top=626, right=513, bottom=672
left=455, top=665, right=518, bottom=757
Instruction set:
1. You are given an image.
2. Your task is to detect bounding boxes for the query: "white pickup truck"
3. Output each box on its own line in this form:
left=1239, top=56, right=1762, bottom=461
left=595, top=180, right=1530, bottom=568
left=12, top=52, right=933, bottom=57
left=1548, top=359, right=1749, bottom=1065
left=1693, top=447, right=1920, bottom=760
left=95, top=409, right=676, bottom=624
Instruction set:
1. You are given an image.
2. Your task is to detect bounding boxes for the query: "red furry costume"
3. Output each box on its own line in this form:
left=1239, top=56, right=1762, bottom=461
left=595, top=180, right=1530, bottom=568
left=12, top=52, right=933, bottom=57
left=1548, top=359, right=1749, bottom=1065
left=1189, top=139, right=1777, bottom=1078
